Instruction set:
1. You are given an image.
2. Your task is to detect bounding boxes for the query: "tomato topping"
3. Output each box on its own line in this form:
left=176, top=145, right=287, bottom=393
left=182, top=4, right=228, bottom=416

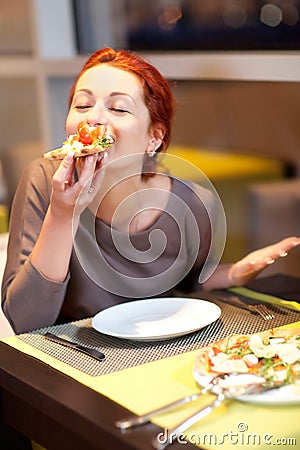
left=230, top=339, right=249, bottom=349
left=89, top=128, right=98, bottom=141
left=211, top=346, right=221, bottom=355
left=79, top=133, right=93, bottom=145
left=92, top=126, right=105, bottom=140
left=75, top=122, right=104, bottom=146
left=77, top=122, right=88, bottom=135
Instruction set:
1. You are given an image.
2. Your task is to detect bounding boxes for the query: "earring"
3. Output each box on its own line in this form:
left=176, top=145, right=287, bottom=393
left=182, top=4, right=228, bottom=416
left=147, top=137, right=158, bottom=157
left=148, top=149, right=156, bottom=158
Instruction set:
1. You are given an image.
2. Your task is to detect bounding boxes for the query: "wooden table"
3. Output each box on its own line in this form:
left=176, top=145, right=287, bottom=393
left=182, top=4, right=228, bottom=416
left=0, top=341, right=198, bottom=450
left=1, top=275, right=299, bottom=450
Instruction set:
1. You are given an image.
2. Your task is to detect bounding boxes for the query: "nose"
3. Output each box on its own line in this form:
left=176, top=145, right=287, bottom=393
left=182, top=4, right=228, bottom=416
left=86, top=103, right=108, bottom=127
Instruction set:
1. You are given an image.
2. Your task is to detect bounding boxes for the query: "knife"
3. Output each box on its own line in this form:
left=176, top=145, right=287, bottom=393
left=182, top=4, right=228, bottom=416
left=213, top=292, right=260, bottom=312
left=43, top=332, right=105, bottom=362
left=152, top=380, right=286, bottom=450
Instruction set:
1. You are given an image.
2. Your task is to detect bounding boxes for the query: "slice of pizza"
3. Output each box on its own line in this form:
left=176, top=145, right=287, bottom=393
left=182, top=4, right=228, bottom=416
left=193, top=328, right=300, bottom=387
left=43, top=121, right=114, bottom=160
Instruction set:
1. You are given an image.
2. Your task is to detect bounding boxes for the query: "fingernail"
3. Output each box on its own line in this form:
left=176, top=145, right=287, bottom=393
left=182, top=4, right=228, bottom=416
left=66, top=150, right=74, bottom=161
left=280, top=252, right=288, bottom=257
left=87, top=154, right=96, bottom=163
left=267, top=258, right=275, bottom=265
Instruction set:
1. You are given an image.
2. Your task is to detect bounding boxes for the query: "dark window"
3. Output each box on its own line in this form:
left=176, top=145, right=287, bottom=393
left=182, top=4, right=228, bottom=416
left=73, top=0, right=300, bottom=53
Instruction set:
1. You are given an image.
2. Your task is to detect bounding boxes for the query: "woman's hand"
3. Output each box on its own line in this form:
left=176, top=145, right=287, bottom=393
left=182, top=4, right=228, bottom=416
left=228, top=236, right=300, bottom=286
left=30, top=151, right=108, bottom=283
left=203, top=236, right=300, bottom=290
left=50, top=151, right=108, bottom=219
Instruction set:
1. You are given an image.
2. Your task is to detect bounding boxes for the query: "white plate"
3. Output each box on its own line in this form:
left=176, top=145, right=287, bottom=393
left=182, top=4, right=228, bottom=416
left=237, top=380, right=300, bottom=405
left=92, top=297, right=221, bottom=341
left=193, top=372, right=300, bottom=406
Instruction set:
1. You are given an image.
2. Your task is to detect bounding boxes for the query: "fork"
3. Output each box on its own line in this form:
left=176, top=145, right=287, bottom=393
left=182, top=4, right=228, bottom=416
left=246, top=303, right=275, bottom=320
left=152, top=379, right=285, bottom=450
left=201, top=291, right=275, bottom=321
left=115, top=373, right=227, bottom=430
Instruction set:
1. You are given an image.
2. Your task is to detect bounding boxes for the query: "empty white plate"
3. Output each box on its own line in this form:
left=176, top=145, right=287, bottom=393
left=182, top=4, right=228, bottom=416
left=92, top=297, right=221, bottom=341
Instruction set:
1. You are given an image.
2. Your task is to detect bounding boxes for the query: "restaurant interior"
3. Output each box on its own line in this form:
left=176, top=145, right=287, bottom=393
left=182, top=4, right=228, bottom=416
left=0, top=0, right=299, bottom=274
left=0, top=1, right=300, bottom=449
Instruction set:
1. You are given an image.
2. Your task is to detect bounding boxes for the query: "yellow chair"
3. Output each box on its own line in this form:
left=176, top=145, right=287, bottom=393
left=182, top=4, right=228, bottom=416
left=163, top=146, right=283, bottom=181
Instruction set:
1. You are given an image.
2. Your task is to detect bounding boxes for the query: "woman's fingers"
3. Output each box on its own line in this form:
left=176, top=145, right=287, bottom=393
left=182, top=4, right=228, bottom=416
left=96, top=150, right=109, bottom=167
left=250, top=236, right=300, bottom=265
left=76, top=154, right=98, bottom=191
left=277, top=236, right=300, bottom=254
left=49, top=152, right=108, bottom=223
left=55, top=153, right=99, bottom=196
left=52, top=151, right=75, bottom=192
left=75, top=152, right=108, bottom=189
left=230, top=236, right=300, bottom=286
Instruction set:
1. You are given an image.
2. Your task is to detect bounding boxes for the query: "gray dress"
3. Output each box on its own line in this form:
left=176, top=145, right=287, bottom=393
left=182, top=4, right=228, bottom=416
left=2, top=158, right=219, bottom=333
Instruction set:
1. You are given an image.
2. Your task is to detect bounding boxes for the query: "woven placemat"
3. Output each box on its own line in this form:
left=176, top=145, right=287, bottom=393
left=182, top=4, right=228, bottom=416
left=17, top=297, right=300, bottom=377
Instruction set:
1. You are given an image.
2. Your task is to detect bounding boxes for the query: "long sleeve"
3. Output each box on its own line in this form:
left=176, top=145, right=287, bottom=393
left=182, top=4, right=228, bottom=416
left=1, top=158, right=69, bottom=333
left=1, top=172, right=224, bottom=333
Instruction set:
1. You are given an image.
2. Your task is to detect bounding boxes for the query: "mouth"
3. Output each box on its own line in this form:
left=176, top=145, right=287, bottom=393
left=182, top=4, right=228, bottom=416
left=105, top=132, right=115, bottom=145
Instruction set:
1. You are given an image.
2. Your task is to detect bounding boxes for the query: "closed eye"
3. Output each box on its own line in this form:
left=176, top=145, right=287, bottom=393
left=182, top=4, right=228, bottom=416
left=109, top=107, right=130, bottom=113
left=75, top=105, right=91, bottom=110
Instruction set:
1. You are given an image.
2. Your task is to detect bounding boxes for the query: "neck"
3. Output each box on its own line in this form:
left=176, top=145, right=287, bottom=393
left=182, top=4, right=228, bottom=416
left=95, top=171, right=148, bottom=228
left=90, top=170, right=171, bottom=232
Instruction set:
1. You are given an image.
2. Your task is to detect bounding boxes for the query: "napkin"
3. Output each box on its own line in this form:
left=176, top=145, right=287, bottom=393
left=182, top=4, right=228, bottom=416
left=246, top=273, right=300, bottom=302
left=230, top=283, right=300, bottom=312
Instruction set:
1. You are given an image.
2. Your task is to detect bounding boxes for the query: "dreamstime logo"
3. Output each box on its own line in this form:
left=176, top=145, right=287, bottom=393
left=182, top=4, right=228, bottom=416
left=72, top=152, right=226, bottom=297
left=156, top=423, right=297, bottom=447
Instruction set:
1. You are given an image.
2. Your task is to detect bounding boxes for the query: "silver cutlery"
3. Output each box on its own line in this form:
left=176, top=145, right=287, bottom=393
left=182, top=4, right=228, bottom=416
left=245, top=302, right=275, bottom=320
left=203, top=291, right=275, bottom=321
left=115, top=373, right=227, bottom=430
left=43, top=332, right=105, bottom=362
left=151, top=379, right=285, bottom=450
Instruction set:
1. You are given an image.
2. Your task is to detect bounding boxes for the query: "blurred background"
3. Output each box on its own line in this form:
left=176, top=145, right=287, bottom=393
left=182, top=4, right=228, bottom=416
left=0, top=0, right=299, bottom=276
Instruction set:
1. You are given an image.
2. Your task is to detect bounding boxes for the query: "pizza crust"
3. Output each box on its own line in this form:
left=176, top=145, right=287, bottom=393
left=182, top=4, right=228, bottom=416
left=43, top=144, right=109, bottom=160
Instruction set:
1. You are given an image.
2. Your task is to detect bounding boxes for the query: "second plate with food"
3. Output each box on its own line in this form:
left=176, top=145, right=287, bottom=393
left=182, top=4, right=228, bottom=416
left=92, top=297, right=221, bottom=341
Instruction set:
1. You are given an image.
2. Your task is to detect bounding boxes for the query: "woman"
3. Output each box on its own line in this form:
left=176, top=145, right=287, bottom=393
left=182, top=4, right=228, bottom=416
left=2, top=47, right=299, bottom=334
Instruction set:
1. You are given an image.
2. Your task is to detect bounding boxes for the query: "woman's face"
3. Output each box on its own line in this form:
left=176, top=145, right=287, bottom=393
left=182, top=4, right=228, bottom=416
left=66, top=65, right=156, bottom=164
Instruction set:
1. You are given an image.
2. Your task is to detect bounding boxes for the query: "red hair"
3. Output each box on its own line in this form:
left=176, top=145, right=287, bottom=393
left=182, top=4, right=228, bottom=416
left=68, top=47, right=175, bottom=154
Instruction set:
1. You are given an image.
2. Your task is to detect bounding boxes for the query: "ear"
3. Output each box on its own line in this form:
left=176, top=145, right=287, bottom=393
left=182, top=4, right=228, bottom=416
left=147, top=124, right=165, bottom=152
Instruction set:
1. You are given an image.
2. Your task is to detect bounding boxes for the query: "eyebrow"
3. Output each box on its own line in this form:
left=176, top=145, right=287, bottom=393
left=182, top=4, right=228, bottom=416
left=75, top=88, right=93, bottom=95
left=110, top=91, right=133, bottom=99
left=75, top=89, right=133, bottom=100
